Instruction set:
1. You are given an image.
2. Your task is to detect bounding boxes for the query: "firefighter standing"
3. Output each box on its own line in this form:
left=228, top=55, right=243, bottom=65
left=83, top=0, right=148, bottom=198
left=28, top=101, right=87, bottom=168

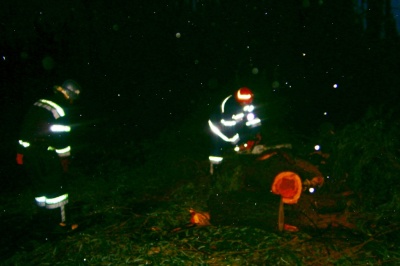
left=16, top=79, right=81, bottom=227
left=208, top=87, right=262, bottom=175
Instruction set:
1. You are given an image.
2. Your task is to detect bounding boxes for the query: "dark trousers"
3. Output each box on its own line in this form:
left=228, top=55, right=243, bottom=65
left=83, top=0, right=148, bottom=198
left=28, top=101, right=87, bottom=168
left=24, top=147, right=66, bottom=198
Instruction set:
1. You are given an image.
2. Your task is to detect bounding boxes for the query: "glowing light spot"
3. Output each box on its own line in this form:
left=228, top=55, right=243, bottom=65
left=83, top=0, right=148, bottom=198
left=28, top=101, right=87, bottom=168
left=309, top=187, right=315, bottom=193
left=176, top=32, right=181, bottom=38
left=324, top=112, right=328, bottom=115
left=272, top=81, right=280, bottom=89
left=302, top=53, right=306, bottom=56
left=314, top=145, right=320, bottom=151
left=333, top=84, right=338, bottom=88
left=252, top=67, right=259, bottom=74
left=42, top=56, right=55, bottom=70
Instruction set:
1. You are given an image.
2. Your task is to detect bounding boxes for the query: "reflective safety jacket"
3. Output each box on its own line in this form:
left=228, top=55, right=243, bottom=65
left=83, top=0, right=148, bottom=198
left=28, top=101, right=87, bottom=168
left=208, top=95, right=261, bottom=144
left=18, top=96, right=72, bottom=158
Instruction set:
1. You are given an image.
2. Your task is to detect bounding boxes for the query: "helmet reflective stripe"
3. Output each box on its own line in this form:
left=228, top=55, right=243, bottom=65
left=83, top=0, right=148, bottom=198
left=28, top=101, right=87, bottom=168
left=18, top=139, right=30, bottom=148
left=50, top=125, right=71, bottom=132
left=237, top=89, right=252, bottom=100
left=34, top=99, right=65, bottom=119
left=208, top=120, right=239, bottom=143
left=221, top=95, right=232, bottom=113
left=62, top=80, right=81, bottom=100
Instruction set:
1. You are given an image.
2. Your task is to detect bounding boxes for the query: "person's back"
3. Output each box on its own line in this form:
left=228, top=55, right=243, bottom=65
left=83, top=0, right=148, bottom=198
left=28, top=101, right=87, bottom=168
left=208, top=87, right=262, bottom=175
left=16, top=79, right=81, bottom=228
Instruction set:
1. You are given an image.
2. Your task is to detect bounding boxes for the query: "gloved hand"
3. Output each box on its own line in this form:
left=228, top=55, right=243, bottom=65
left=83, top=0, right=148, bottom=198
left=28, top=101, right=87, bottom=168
left=16, top=153, right=24, bottom=165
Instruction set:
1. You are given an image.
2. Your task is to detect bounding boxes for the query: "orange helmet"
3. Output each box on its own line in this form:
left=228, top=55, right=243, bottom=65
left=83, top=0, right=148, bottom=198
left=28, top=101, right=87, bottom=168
left=235, top=87, right=253, bottom=105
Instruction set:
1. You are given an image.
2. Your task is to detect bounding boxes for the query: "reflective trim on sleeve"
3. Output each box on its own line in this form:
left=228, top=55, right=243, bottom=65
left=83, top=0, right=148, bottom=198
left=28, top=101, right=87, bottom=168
left=221, top=119, right=236, bottom=126
left=34, top=99, right=65, bottom=119
left=208, top=120, right=239, bottom=143
left=221, top=95, right=232, bottom=113
left=243, top=105, right=254, bottom=112
left=18, top=139, right=30, bottom=148
left=246, top=118, right=261, bottom=127
left=232, top=112, right=244, bottom=121
left=50, top=124, right=71, bottom=132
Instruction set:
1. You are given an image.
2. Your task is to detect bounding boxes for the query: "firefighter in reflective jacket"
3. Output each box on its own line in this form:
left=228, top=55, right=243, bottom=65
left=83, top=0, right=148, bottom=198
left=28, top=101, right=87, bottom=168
left=208, top=87, right=262, bottom=175
left=16, top=79, right=81, bottom=226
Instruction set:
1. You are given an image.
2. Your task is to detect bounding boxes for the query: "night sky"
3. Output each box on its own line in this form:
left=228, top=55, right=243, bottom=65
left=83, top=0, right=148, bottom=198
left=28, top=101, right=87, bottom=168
left=1, top=1, right=400, bottom=166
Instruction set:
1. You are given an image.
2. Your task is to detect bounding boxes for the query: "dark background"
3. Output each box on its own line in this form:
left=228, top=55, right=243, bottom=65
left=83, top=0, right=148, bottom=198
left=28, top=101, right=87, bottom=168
left=1, top=1, right=400, bottom=174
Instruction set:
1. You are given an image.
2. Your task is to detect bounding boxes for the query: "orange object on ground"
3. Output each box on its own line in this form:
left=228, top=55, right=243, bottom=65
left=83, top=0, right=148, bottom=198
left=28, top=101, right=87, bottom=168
left=272, top=171, right=302, bottom=204
left=284, top=224, right=299, bottom=232
left=189, top=208, right=211, bottom=226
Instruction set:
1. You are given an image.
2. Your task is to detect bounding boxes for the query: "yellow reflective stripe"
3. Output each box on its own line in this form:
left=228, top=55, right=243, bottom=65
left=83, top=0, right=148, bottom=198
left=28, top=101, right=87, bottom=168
left=55, top=146, right=71, bottom=153
left=19, top=140, right=30, bottom=148
left=209, top=156, right=223, bottom=163
left=40, top=99, right=65, bottom=117
left=208, top=120, right=239, bottom=143
left=243, top=105, right=254, bottom=112
left=47, top=146, right=71, bottom=157
left=221, top=119, right=236, bottom=126
left=35, top=196, right=46, bottom=203
left=246, top=118, right=261, bottom=127
left=221, top=95, right=232, bottom=113
left=35, top=99, right=65, bottom=119
left=50, top=125, right=71, bottom=132
left=232, top=113, right=244, bottom=121
left=45, top=194, right=68, bottom=204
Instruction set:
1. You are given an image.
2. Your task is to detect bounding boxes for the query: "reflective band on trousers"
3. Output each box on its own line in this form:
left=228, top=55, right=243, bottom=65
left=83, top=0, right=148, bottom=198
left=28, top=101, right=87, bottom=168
left=209, top=156, right=223, bottom=163
left=35, top=194, right=69, bottom=209
left=48, top=146, right=71, bottom=157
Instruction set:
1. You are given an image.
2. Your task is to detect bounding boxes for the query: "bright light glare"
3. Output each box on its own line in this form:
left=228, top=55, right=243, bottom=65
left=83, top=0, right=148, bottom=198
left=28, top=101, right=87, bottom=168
left=333, top=84, right=338, bottom=88
left=309, top=187, right=315, bottom=193
left=314, top=145, right=320, bottom=151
